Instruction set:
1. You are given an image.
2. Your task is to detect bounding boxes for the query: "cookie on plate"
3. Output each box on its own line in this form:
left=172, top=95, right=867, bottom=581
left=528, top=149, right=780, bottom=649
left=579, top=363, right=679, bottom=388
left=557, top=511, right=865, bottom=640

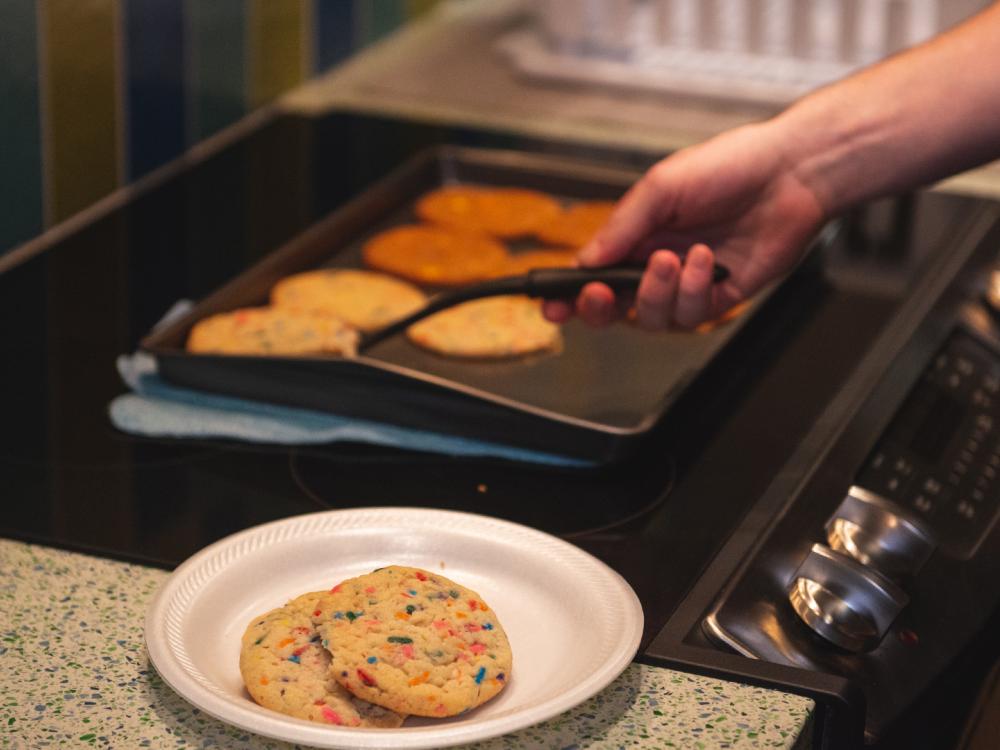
left=502, top=248, right=578, bottom=275
left=186, top=307, right=358, bottom=356
left=416, top=186, right=563, bottom=239
left=239, top=591, right=406, bottom=727
left=318, top=566, right=512, bottom=717
left=535, top=200, right=616, bottom=247
left=407, top=295, right=561, bottom=359
left=363, top=224, right=510, bottom=287
left=271, top=269, right=427, bottom=332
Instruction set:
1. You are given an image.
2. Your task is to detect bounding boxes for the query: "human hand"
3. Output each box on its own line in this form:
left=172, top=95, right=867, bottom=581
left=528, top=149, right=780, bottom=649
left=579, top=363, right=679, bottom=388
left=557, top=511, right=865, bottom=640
left=543, top=122, right=828, bottom=329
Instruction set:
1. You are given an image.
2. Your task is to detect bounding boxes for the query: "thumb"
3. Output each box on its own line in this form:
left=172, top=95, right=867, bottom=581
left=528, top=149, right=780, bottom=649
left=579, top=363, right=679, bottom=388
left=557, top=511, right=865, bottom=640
left=578, top=162, right=678, bottom=268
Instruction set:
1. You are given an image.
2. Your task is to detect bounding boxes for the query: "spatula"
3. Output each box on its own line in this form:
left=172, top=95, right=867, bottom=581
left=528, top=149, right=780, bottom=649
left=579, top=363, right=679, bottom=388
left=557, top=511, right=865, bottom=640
left=357, top=262, right=730, bottom=352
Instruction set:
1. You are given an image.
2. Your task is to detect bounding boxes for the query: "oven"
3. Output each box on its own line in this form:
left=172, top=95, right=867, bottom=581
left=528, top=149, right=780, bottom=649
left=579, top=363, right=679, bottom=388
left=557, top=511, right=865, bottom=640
left=645, top=191, right=1000, bottom=747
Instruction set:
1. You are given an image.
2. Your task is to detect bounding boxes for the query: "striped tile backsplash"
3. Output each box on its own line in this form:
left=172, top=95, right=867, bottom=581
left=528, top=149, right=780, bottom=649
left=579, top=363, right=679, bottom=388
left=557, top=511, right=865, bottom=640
left=0, top=0, right=435, bottom=257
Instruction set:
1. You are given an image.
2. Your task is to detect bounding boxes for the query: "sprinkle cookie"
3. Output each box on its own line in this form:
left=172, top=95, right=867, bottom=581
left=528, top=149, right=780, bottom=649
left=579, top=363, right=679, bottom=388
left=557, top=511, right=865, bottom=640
left=186, top=307, right=358, bottom=356
left=407, top=295, right=561, bottom=359
left=535, top=200, right=616, bottom=247
left=416, top=186, right=563, bottom=239
left=317, top=566, right=512, bottom=717
left=239, top=591, right=406, bottom=727
left=271, top=269, right=427, bottom=332
left=363, top=225, right=510, bottom=286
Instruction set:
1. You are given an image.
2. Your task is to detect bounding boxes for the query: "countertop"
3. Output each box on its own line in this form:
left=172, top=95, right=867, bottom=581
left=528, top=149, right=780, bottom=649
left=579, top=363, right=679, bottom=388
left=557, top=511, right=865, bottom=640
left=0, top=539, right=814, bottom=749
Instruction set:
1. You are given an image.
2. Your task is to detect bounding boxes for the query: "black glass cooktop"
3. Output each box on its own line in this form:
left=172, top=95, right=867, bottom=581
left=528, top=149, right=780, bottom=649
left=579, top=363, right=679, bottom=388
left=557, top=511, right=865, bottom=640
left=0, top=112, right=982, bottom=660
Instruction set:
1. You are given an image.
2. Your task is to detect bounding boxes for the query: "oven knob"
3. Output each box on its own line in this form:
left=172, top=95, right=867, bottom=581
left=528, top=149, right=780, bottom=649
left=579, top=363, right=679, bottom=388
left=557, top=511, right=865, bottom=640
left=788, top=544, right=909, bottom=652
left=825, top=486, right=936, bottom=581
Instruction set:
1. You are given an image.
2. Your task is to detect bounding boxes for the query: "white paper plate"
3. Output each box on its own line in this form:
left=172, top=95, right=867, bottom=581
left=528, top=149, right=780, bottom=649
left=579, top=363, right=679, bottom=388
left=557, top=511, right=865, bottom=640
left=145, top=507, right=643, bottom=749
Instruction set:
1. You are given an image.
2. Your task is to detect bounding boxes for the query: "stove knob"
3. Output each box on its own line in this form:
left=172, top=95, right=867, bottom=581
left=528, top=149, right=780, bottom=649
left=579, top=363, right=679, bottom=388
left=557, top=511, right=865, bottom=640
left=825, top=486, right=936, bottom=582
left=788, top=543, right=908, bottom=652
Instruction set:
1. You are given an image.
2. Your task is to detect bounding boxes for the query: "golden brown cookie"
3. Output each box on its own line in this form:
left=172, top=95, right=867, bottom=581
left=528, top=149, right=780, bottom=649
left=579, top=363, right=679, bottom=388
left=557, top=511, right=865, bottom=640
left=416, top=186, right=563, bottom=239
left=502, top=248, right=578, bottom=275
left=535, top=200, right=616, bottom=247
left=186, top=307, right=358, bottom=356
left=362, top=224, right=510, bottom=287
left=407, top=295, right=561, bottom=359
left=318, top=567, right=511, bottom=718
left=239, top=591, right=406, bottom=727
left=270, top=269, right=427, bottom=332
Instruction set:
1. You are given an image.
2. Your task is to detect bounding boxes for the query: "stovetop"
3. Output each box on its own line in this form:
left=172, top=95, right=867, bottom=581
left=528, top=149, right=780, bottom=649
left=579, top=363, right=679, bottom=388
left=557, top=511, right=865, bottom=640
left=3, top=111, right=998, bottom=747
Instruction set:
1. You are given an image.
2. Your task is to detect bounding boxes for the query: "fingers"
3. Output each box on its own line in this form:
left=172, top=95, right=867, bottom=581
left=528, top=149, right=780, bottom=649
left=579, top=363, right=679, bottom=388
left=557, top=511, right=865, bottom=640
left=542, top=299, right=573, bottom=323
left=576, top=282, right=618, bottom=326
left=633, top=244, right=719, bottom=330
left=673, top=243, right=715, bottom=329
left=635, top=251, right=680, bottom=330
left=551, top=244, right=729, bottom=330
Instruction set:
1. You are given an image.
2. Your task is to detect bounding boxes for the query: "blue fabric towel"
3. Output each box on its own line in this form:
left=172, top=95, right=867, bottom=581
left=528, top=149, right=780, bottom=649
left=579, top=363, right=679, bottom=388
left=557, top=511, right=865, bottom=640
left=108, top=304, right=589, bottom=467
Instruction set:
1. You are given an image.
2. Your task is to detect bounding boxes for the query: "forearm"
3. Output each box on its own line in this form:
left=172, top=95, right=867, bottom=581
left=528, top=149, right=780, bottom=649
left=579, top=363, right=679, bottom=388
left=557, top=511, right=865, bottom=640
left=774, top=2, right=1000, bottom=216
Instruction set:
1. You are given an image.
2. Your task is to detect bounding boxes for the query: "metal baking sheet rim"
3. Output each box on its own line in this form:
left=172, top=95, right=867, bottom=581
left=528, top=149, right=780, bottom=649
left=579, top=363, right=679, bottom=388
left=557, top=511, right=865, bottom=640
left=140, top=145, right=770, bottom=461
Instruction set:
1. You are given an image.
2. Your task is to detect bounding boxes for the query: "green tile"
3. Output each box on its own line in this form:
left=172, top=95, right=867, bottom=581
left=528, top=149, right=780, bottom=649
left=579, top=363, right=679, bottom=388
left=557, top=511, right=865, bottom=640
left=405, top=0, right=441, bottom=19
left=41, top=0, right=121, bottom=222
left=248, top=0, right=307, bottom=107
left=185, top=0, right=246, bottom=141
left=0, top=1, right=43, bottom=252
left=359, top=0, right=406, bottom=44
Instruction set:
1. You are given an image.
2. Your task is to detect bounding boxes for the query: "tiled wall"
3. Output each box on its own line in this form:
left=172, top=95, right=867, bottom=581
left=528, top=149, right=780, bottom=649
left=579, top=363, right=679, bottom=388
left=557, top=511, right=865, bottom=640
left=0, top=0, right=439, bottom=258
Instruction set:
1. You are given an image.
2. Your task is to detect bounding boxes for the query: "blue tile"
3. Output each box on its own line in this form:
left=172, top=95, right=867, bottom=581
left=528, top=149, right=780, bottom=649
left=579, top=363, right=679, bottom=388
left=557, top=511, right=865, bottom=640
left=0, top=0, right=43, bottom=253
left=124, top=0, right=186, bottom=180
left=315, top=0, right=356, bottom=71
left=186, top=0, right=246, bottom=140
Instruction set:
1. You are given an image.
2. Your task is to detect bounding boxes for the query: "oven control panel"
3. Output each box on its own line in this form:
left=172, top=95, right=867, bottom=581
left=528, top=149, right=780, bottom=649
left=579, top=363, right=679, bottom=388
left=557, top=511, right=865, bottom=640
left=686, top=203, right=1000, bottom=744
left=856, top=330, right=1000, bottom=558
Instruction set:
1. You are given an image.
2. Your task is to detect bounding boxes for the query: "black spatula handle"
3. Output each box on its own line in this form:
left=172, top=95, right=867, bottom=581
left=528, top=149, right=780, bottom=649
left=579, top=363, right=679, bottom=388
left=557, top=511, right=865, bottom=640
left=523, top=263, right=730, bottom=298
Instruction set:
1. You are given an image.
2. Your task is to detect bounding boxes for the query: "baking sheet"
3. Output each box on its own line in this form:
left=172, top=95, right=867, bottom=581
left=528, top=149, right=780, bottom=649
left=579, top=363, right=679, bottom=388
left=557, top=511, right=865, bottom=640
left=142, top=146, right=769, bottom=461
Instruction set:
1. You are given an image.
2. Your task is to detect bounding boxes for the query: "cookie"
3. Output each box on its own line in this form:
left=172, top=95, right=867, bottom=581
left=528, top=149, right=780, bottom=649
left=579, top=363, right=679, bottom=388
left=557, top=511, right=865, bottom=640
left=535, top=200, right=616, bottom=247
left=407, top=295, right=561, bottom=359
left=317, top=566, right=511, bottom=717
left=271, top=269, right=427, bottom=332
left=186, top=307, right=358, bottom=356
left=416, top=186, right=563, bottom=239
left=502, top=248, right=578, bottom=275
left=239, top=591, right=406, bottom=728
left=363, top=225, right=510, bottom=286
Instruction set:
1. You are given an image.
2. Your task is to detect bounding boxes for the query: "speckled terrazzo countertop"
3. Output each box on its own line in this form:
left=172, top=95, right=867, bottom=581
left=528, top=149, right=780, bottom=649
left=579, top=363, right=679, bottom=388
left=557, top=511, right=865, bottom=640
left=0, top=539, right=813, bottom=749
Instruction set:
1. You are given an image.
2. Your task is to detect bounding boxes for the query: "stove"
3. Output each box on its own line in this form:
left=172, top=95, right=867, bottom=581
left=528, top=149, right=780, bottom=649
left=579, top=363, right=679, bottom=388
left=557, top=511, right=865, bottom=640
left=3, top=112, right=999, bottom=749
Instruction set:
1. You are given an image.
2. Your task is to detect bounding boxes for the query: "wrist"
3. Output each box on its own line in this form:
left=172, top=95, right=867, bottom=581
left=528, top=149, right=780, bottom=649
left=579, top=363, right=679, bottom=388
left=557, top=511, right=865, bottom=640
left=769, top=86, right=898, bottom=218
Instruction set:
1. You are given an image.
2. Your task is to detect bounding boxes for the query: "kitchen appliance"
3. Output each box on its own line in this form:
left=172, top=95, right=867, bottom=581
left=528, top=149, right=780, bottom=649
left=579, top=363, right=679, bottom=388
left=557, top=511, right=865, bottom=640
left=648, top=192, right=1000, bottom=745
left=3, top=112, right=1000, bottom=748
